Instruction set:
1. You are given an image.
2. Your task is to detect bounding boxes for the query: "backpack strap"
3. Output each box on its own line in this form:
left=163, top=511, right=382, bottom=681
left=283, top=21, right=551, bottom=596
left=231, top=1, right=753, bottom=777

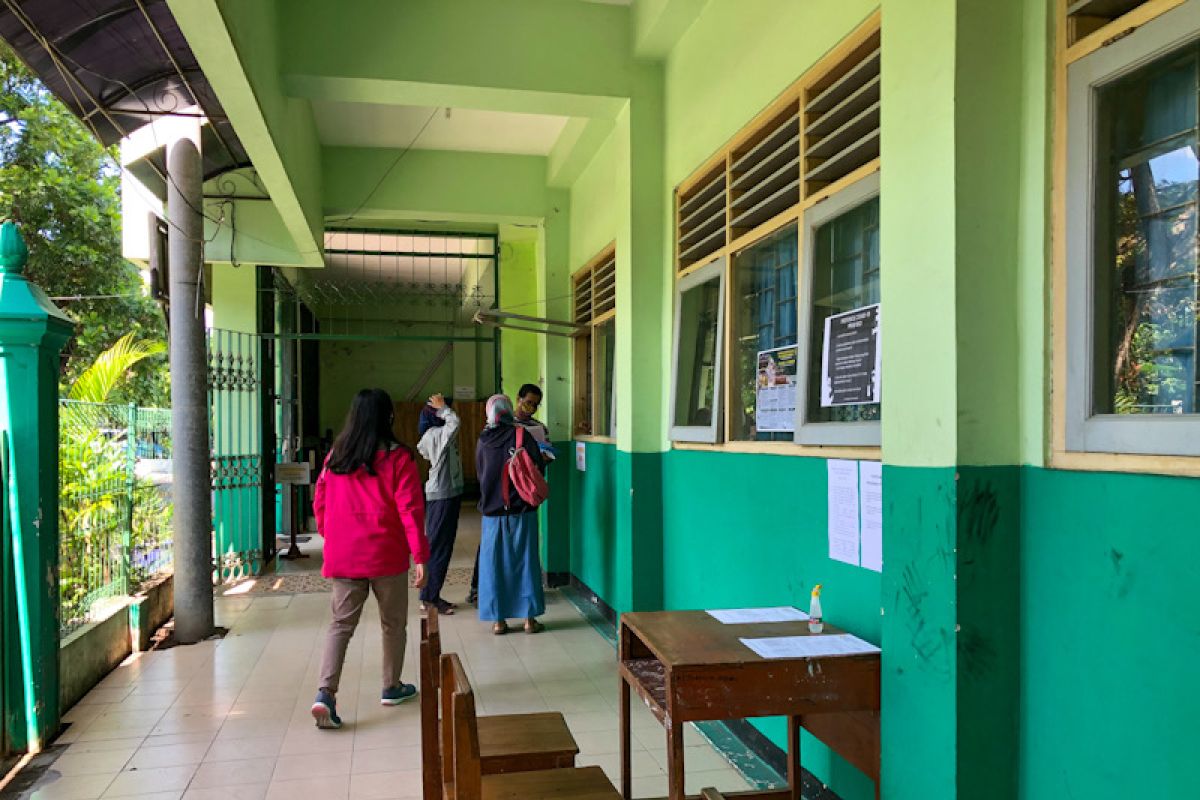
left=501, top=426, right=525, bottom=510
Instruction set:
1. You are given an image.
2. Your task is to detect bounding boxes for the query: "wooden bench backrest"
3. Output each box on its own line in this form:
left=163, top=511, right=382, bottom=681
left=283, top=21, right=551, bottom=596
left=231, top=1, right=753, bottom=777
left=442, top=652, right=484, bottom=800
left=419, top=611, right=442, bottom=800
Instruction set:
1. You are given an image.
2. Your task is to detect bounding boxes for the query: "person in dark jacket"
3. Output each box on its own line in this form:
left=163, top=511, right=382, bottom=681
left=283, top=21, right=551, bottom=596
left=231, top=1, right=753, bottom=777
left=475, top=393, right=546, bottom=635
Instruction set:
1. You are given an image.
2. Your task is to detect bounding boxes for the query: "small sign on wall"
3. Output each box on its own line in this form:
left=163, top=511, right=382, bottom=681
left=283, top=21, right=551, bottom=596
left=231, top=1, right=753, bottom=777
left=576, top=441, right=587, bottom=472
left=454, top=385, right=475, bottom=400
left=275, top=462, right=311, bottom=485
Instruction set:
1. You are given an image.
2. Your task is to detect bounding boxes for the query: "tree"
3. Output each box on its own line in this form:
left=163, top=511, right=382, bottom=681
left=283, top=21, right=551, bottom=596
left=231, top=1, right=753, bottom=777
left=0, top=42, right=168, bottom=406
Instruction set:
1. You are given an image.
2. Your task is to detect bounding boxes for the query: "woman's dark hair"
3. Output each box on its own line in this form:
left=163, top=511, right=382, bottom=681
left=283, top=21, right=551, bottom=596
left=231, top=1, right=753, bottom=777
left=327, top=388, right=402, bottom=475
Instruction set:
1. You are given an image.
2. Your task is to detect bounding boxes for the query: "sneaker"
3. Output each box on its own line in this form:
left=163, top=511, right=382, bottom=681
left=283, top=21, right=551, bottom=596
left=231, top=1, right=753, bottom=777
left=381, top=683, right=418, bottom=706
left=311, top=690, right=342, bottom=730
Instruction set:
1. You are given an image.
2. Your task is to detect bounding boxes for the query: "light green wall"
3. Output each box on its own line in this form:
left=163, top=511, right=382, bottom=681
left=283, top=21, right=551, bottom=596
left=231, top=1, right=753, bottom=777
left=568, top=130, right=619, bottom=270
left=499, top=233, right=540, bottom=404
left=211, top=263, right=259, bottom=333
left=322, top=148, right=549, bottom=223
left=663, top=1, right=879, bottom=187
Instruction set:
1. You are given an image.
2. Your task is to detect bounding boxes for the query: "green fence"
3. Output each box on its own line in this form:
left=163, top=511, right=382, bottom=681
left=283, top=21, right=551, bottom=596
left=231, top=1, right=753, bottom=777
left=58, top=400, right=173, bottom=636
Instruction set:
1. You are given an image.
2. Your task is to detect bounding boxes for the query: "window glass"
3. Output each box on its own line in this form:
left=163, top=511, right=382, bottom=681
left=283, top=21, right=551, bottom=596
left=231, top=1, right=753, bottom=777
left=594, top=319, right=616, bottom=437
left=574, top=333, right=593, bottom=436
left=673, top=275, right=723, bottom=429
left=806, top=196, right=881, bottom=423
left=1095, top=48, right=1200, bottom=415
left=731, top=225, right=798, bottom=440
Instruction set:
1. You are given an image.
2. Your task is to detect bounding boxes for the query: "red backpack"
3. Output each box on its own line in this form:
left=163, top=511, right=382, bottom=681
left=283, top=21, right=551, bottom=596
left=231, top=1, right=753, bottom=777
left=502, top=426, right=550, bottom=509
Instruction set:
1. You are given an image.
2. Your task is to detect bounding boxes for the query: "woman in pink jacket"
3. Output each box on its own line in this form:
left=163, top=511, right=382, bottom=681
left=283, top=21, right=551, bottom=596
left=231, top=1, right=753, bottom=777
left=310, top=388, right=430, bottom=730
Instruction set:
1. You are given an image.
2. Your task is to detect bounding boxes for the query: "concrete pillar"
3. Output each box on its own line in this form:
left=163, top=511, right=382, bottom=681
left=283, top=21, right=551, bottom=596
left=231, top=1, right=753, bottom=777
left=879, top=0, right=1029, bottom=797
left=613, top=63, right=667, bottom=613
left=0, top=221, right=73, bottom=752
left=167, top=138, right=214, bottom=644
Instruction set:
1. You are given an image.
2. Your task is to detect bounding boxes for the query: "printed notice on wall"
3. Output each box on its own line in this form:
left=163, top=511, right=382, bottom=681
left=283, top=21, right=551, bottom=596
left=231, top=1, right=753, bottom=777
left=575, top=441, right=587, bottom=472
left=821, top=304, right=881, bottom=407
left=755, top=345, right=798, bottom=432
left=859, top=461, right=883, bottom=572
left=827, top=459, right=860, bottom=566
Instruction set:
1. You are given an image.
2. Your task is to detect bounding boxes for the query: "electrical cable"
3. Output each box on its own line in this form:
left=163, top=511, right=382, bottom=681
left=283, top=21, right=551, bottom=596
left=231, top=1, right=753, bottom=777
left=327, top=106, right=442, bottom=225
left=4, top=8, right=321, bottom=259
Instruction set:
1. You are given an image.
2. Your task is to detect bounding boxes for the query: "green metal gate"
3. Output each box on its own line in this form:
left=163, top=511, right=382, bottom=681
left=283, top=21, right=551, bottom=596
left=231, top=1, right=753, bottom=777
left=207, top=329, right=264, bottom=582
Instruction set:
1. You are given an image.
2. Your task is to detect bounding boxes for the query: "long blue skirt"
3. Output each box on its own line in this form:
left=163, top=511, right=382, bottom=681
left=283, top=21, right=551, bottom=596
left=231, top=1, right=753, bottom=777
left=478, top=511, right=545, bottom=621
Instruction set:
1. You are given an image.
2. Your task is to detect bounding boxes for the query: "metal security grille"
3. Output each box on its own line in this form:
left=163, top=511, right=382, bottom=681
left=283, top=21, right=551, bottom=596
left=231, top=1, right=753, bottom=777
left=278, top=230, right=500, bottom=337
left=208, top=329, right=263, bottom=582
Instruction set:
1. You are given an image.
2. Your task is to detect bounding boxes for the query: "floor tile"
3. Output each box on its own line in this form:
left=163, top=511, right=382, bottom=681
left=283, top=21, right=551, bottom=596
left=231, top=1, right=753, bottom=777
left=102, top=765, right=197, bottom=797
left=26, top=774, right=117, bottom=800
left=264, top=775, right=348, bottom=800
left=347, top=771, right=423, bottom=800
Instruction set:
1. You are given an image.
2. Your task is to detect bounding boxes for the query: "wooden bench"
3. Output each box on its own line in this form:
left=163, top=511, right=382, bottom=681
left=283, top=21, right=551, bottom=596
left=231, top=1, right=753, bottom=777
left=442, top=652, right=620, bottom=800
left=420, top=610, right=580, bottom=800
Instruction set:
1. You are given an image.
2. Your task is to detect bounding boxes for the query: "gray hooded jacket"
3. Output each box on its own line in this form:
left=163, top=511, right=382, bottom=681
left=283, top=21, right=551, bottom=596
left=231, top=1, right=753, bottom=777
left=417, top=407, right=464, bottom=501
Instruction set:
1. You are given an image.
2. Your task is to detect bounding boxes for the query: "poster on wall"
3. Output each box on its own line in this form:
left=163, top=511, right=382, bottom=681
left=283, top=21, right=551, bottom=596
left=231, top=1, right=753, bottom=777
left=755, top=345, right=798, bottom=432
left=859, top=461, right=883, bottom=572
left=827, top=459, right=860, bottom=566
left=820, top=304, right=881, bottom=407
left=576, top=441, right=587, bottom=472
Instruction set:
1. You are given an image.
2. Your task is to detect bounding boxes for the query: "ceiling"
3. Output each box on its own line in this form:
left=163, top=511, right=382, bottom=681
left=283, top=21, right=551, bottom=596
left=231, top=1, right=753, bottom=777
left=312, top=102, right=572, bottom=156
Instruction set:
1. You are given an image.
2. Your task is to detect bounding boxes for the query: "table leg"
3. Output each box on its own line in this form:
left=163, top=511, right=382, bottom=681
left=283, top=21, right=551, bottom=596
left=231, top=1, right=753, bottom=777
left=619, top=677, right=632, bottom=799
left=667, top=720, right=686, bottom=800
left=787, top=715, right=802, bottom=800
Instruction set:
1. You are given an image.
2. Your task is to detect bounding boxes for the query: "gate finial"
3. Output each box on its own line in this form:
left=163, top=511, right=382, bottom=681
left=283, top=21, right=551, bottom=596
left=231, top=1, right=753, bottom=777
left=0, top=219, right=29, bottom=275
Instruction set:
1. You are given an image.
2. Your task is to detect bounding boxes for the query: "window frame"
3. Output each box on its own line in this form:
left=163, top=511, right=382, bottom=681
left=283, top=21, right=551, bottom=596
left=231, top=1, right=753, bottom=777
left=671, top=256, right=728, bottom=443
left=796, top=172, right=882, bottom=447
left=572, top=243, right=617, bottom=441
left=1065, top=0, right=1200, bottom=456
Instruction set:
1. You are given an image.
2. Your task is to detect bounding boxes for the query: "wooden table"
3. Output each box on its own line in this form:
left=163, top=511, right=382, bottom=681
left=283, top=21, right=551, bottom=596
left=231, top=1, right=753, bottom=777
left=618, top=610, right=881, bottom=800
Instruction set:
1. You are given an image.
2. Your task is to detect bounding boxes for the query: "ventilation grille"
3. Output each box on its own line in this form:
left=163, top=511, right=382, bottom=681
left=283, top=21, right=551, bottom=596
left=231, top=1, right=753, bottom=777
left=592, top=254, right=617, bottom=317
left=802, top=29, right=881, bottom=196
left=731, top=104, right=801, bottom=236
left=575, top=246, right=616, bottom=323
left=1066, top=1, right=1152, bottom=44
left=677, top=166, right=727, bottom=271
left=574, top=271, right=593, bottom=324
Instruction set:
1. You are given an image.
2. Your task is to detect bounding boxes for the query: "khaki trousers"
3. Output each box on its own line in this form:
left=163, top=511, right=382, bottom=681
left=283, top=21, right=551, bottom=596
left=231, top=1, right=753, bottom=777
left=319, top=573, right=410, bottom=694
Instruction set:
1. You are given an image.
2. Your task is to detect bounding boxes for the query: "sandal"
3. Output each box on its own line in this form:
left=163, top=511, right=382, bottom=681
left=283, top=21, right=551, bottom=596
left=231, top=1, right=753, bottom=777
left=524, top=619, right=545, bottom=635
left=492, top=621, right=509, bottom=636
left=434, top=599, right=455, bottom=616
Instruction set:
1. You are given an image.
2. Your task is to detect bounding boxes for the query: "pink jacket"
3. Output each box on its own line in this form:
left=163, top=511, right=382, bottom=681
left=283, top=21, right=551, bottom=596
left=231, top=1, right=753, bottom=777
left=313, top=447, right=429, bottom=579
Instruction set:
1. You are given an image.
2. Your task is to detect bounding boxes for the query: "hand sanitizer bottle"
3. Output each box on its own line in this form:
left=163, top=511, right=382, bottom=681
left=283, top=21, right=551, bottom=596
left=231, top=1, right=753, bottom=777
left=808, top=584, right=824, bottom=633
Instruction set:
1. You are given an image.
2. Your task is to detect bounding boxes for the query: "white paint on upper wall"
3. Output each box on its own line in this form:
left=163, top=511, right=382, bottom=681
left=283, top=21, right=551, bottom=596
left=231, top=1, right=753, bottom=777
left=312, top=102, right=572, bottom=156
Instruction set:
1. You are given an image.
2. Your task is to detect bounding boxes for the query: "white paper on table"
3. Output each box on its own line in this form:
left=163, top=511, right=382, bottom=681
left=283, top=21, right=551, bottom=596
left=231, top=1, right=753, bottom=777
left=827, top=459, right=860, bottom=566
left=859, top=460, right=883, bottom=572
left=739, top=633, right=881, bottom=659
left=706, top=607, right=810, bottom=625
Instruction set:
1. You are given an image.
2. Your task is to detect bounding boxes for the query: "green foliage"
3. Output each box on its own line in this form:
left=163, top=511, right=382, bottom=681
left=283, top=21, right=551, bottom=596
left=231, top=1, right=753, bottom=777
left=0, top=42, right=167, bottom=405
left=58, top=400, right=174, bottom=635
left=68, top=332, right=167, bottom=404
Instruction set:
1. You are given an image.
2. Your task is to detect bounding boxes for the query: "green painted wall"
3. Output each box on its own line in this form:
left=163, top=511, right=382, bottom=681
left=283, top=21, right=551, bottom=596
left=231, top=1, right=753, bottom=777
left=499, top=235, right=540, bottom=404
left=322, top=148, right=549, bottom=223
left=1021, top=467, right=1198, bottom=799
left=569, top=441, right=618, bottom=603
left=211, top=263, right=259, bottom=333
left=568, top=129, right=619, bottom=272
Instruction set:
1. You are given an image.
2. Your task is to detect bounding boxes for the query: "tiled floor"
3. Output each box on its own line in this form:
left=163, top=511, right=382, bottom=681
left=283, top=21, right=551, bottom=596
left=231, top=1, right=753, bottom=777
left=23, top=513, right=754, bottom=800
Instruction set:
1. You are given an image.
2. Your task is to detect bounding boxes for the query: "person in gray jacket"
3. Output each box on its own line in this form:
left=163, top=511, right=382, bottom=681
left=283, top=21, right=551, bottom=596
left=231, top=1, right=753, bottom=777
left=416, top=393, right=464, bottom=614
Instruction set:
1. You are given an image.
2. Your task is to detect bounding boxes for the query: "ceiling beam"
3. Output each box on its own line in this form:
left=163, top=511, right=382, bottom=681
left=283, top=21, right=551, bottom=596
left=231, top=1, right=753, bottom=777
left=281, top=0, right=634, bottom=117
left=547, top=115, right=619, bottom=189
left=167, top=0, right=324, bottom=267
left=634, top=0, right=712, bottom=58
left=322, top=147, right=551, bottom=225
